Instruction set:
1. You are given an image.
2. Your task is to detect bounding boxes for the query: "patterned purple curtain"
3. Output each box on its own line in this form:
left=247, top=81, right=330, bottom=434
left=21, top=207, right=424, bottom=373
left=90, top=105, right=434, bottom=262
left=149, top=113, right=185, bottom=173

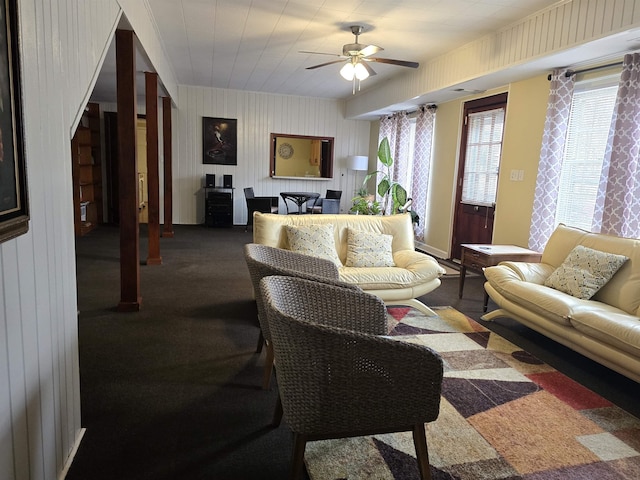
left=528, top=69, right=575, bottom=251
left=378, top=112, right=411, bottom=214
left=412, top=106, right=436, bottom=241
left=592, top=53, right=640, bottom=238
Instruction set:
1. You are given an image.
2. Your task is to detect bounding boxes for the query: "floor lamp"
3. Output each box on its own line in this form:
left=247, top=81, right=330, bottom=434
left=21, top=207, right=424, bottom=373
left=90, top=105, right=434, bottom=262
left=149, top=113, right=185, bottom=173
left=347, top=155, right=369, bottom=196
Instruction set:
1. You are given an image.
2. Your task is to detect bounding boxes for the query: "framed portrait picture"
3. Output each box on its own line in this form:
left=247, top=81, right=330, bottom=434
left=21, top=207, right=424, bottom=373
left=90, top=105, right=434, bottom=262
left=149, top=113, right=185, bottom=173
left=0, top=0, right=28, bottom=243
left=203, top=117, right=237, bottom=165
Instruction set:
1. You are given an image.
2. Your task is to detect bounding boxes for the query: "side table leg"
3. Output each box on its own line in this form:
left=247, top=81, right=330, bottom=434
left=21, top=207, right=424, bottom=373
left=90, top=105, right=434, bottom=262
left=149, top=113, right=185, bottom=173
left=458, top=265, right=466, bottom=298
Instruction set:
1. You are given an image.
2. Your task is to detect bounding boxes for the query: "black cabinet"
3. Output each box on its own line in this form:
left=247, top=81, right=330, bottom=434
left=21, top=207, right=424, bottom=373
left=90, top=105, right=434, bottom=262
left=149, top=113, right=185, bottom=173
left=205, top=187, right=234, bottom=227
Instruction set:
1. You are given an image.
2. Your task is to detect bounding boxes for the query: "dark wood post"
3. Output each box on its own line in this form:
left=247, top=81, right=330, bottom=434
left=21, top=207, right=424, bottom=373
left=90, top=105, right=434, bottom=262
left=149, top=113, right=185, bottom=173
left=162, top=96, right=174, bottom=237
left=145, top=72, right=162, bottom=264
left=116, top=29, right=141, bottom=312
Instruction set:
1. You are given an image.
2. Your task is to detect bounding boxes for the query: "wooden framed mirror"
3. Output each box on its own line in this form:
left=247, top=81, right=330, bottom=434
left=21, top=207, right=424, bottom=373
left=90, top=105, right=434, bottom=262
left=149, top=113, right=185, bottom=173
left=269, top=133, right=334, bottom=179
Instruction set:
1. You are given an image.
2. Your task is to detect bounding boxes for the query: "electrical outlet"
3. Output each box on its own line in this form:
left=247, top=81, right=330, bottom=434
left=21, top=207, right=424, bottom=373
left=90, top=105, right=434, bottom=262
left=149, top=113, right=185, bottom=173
left=510, top=169, right=518, bottom=181
left=517, top=170, right=525, bottom=181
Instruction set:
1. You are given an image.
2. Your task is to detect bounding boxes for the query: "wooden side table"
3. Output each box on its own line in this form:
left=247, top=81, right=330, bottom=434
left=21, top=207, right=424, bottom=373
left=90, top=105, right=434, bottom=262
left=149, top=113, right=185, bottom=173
left=459, top=244, right=542, bottom=311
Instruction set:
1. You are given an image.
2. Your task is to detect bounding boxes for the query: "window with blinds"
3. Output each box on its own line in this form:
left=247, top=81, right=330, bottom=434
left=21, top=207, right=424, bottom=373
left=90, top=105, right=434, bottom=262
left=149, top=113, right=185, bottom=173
left=555, top=78, right=619, bottom=231
left=461, top=108, right=505, bottom=206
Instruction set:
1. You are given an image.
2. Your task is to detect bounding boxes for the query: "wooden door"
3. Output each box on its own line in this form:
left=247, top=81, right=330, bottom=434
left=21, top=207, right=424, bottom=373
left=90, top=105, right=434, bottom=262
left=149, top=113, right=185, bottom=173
left=450, top=93, right=508, bottom=260
left=104, top=114, right=149, bottom=224
left=136, top=118, right=148, bottom=223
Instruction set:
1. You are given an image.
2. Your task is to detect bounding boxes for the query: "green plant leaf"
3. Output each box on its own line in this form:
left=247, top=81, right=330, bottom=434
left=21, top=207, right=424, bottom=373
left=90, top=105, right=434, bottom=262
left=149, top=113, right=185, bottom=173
left=363, top=171, right=381, bottom=186
left=378, top=137, right=393, bottom=167
left=394, top=184, right=407, bottom=208
left=377, top=178, right=390, bottom=197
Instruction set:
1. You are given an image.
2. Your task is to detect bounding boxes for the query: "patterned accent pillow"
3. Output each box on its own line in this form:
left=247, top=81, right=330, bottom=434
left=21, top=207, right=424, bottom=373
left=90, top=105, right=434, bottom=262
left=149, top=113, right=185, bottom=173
left=284, top=224, right=342, bottom=267
left=345, top=228, right=395, bottom=267
left=544, top=245, right=628, bottom=299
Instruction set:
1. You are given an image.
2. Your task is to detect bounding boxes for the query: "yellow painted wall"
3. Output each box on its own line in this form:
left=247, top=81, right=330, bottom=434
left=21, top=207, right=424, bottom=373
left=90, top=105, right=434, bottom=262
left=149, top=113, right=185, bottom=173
left=424, top=98, right=462, bottom=255
left=274, top=137, right=320, bottom=177
left=494, top=74, right=549, bottom=246
left=415, top=73, right=550, bottom=256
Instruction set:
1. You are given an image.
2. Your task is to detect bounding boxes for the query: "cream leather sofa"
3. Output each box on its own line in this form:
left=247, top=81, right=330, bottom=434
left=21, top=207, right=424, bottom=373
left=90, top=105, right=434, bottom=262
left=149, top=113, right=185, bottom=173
left=483, top=224, right=640, bottom=383
left=252, top=212, right=445, bottom=316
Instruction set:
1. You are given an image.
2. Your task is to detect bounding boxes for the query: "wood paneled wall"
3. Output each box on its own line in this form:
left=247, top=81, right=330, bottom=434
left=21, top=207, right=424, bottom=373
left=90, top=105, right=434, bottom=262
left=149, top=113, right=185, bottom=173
left=175, top=86, right=371, bottom=225
left=0, top=1, right=120, bottom=479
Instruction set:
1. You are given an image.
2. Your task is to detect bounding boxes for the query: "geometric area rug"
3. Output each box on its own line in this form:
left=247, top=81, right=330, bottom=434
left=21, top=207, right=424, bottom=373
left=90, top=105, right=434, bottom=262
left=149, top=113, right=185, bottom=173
left=305, top=307, right=640, bottom=479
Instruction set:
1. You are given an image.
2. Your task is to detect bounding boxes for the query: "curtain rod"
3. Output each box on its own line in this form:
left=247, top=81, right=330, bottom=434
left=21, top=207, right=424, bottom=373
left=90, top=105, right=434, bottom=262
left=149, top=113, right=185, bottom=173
left=383, top=104, right=437, bottom=119
left=547, top=61, right=623, bottom=80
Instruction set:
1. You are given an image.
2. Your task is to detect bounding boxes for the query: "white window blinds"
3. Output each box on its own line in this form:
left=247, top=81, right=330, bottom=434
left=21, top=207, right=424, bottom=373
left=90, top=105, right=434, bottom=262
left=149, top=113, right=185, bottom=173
left=461, top=108, right=505, bottom=206
left=555, top=83, right=618, bottom=230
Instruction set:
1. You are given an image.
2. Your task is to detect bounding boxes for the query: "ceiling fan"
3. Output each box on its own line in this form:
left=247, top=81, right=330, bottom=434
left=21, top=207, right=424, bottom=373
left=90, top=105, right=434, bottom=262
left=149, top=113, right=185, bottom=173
left=300, top=25, right=419, bottom=93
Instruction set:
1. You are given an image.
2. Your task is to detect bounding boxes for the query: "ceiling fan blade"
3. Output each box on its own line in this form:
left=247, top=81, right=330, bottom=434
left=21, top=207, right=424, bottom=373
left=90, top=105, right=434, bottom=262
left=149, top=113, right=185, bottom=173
left=305, top=59, right=347, bottom=70
left=342, top=43, right=382, bottom=57
left=299, top=50, right=344, bottom=58
left=360, top=61, right=376, bottom=77
left=359, top=44, right=383, bottom=57
left=367, top=57, right=419, bottom=68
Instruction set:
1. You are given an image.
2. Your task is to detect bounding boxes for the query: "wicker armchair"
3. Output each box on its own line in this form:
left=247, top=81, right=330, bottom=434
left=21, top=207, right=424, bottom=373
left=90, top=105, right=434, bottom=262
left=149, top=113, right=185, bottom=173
left=261, top=275, right=443, bottom=480
left=243, top=243, right=360, bottom=389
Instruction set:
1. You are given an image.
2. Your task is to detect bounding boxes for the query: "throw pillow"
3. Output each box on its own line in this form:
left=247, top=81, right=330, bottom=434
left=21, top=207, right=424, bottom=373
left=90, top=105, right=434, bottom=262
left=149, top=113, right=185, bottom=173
left=284, top=224, right=342, bottom=266
left=544, top=245, right=628, bottom=299
left=345, top=228, right=395, bottom=267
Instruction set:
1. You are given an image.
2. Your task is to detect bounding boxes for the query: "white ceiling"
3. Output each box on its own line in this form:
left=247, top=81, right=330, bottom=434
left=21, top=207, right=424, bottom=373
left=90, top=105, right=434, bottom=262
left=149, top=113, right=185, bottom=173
left=90, top=0, right=640, bottom=115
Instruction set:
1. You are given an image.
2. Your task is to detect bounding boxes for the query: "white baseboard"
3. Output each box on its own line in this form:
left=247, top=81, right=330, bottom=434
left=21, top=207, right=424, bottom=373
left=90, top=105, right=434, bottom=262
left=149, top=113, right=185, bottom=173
left=415, top=241, right=448, bottom=260
left=59, top=428, right=86, bottom=480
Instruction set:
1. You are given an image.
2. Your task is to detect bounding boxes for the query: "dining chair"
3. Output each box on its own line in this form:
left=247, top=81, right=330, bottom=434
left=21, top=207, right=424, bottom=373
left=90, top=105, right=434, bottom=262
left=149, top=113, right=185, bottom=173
left=261, top=275, right=443, bottom=480
left=244, top=187, right=278, bottom=231
left=243, top=244, right=360, bottom=389
left=306, top=189, right=342, bottom=214
left=280, top=192, right=320, bottom=214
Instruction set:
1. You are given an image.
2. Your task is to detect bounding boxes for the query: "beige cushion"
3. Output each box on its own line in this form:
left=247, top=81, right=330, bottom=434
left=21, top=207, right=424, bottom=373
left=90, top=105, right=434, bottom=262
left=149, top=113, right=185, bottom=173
left=252, top=212, right=417, bottom=264
left=544, top=245, right=628, bottom=299
left=284, top=224, right=342, bottom=267
left=570, top=308, right=640, bottom=358
left=345, top=229, right=395, bottom=267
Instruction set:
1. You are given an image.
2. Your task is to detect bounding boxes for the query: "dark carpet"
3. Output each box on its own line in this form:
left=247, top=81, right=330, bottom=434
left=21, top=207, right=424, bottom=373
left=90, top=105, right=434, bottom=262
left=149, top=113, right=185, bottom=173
left=66, top=224, right=640, bottom=480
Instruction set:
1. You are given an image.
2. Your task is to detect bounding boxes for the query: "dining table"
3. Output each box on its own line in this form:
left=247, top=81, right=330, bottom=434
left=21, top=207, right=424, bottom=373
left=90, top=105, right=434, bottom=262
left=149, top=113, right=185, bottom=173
left=279, top=191, right=321, bottom=214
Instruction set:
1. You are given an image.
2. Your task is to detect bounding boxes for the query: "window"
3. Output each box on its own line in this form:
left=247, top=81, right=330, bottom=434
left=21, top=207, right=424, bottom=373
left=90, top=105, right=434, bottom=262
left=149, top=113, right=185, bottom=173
left=461, top=107, right=505, bottom=206
left=555, top=74, right=620, bottom=230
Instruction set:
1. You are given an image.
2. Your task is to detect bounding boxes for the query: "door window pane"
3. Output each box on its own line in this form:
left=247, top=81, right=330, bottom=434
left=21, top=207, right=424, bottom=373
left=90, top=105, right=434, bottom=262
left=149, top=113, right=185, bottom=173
left=461, top=108, right=504, bottom=206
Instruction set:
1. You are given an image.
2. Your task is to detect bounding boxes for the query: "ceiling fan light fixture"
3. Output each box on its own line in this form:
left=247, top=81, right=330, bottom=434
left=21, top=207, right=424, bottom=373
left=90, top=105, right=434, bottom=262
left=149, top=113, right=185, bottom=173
left=354, top=62, right=369, bottom=80
left=340, top=62, right=355, bottom=80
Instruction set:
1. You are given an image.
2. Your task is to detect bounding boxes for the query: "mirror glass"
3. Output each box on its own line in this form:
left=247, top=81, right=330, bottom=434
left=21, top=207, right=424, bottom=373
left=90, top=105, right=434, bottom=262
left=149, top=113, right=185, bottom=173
left=270, top=133, right=334, bottom=179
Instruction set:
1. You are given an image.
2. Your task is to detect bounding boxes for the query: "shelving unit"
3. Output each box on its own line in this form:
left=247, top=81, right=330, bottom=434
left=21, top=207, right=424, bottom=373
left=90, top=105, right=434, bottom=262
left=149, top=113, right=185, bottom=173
left=204, top=187, right=234, bottom=227
left=71, top=103, right=102, bottom=236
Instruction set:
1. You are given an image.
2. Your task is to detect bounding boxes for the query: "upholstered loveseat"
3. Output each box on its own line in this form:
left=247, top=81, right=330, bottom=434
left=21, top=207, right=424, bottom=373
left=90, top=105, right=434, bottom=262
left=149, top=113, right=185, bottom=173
left=252, top=212, right=445, bottom=316
left=483, top=224, right=640, bottom=383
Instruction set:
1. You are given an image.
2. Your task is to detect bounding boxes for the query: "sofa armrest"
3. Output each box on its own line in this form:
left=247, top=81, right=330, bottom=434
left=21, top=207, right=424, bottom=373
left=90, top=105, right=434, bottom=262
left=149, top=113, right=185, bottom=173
left=489, top=261, right=555, bottom=284
left=393, top=250, right=446, bottom=279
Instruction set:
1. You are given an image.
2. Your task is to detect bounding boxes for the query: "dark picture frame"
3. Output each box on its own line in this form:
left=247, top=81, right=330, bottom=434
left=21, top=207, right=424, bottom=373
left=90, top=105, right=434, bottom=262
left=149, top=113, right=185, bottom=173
left=0, top=0, right=28, bottom=243
left=203, top=117, right=237, bottom=165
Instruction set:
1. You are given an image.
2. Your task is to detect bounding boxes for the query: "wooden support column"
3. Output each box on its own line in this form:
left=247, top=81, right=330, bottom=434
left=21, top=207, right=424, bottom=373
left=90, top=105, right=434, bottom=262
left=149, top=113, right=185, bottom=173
left=161, top=96, right=174, bottom=237
left=145, top=72, right=162, bottom=264
left=116, top=29, right=142, bottom=312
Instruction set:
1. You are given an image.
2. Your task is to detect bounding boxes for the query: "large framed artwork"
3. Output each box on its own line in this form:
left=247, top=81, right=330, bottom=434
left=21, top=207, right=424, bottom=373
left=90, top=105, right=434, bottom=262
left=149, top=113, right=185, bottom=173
left=203, top=117, right=237, bottom=165
left=0, top=0, right=28, bottom=243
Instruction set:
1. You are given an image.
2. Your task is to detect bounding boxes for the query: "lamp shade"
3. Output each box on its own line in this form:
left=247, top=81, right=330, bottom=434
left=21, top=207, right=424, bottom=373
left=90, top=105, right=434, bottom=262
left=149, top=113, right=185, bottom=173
left=340, top=63, right=355, bottom=81
left=347, top=155, right=368, bottom=171
left=353, top=62, right=369, bottom=80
